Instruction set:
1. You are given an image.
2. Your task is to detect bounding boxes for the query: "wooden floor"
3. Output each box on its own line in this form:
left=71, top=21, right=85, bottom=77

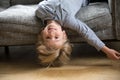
left=0, top=58, right=120, bottom=80
left=0, top=43, right=120, bottom=80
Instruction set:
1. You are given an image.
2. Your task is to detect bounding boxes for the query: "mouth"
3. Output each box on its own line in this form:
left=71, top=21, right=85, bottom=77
left=48, top=27, right=57, bottom=30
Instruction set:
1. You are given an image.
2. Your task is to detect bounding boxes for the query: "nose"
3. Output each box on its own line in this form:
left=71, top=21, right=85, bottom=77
left=48, top=30, right=56, bottom=38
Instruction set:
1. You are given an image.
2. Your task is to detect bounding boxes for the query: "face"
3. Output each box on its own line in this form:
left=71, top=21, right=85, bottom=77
left=41, top=22, right=67, bottom=50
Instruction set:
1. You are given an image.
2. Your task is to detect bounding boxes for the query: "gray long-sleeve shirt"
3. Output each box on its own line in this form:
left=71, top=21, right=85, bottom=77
left=35, top=0, right=105, bottom=51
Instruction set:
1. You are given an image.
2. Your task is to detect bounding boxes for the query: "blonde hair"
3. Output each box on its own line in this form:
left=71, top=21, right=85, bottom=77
left=36, top=31, right=72, bottom=67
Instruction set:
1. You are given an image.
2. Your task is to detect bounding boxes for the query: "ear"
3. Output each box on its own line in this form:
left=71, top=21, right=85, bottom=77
left=63, top=30, right=67, bottom=40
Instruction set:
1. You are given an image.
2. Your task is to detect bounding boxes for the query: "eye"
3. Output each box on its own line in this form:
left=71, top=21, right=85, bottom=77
left=46, top=37, right=50, bottom=39
left=55, top=36, right=59, bottom=39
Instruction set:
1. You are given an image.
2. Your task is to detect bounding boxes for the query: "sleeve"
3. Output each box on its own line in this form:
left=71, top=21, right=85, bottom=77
left=64, top=15, right=105, bottom=51
left=35, top=0, right=58, bottom=22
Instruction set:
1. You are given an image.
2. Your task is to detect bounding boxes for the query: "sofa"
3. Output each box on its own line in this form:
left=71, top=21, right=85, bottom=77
left=0, top=0, right=119, bottom=48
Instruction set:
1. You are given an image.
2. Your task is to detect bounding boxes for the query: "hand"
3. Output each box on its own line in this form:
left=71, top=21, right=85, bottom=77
left=101, top=46, right=120, bottom=60
left=105, top=49, right=120, bottom=60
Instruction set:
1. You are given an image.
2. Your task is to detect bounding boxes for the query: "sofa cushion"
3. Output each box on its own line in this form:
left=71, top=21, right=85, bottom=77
left=0, top=0, right=10, bottom=8
left=0, top=8, right=6, bottom=12
left=0, top=5, right=41, bottom=34
left=76, top=2, right=112, bottom=31
left=77, top=2, right=110, bottom=21
left=0, top=5, right=41, bottom=45
left=11, top=0, right=42, bottom=5
left=66, top=2, right=113, bottom=42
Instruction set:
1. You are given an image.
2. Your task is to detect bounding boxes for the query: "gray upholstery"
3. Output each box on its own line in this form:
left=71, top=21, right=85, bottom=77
left=0, top=5, right=40, bottom=27
left=108, top=0, right=112, bottom=12
left=0, top=0, right=10, bottom=8
left=67, top=2, right=114, bottom=42
left=78, top=3, right=114, bottom=39
left=0, top=2, right=114, bottom=45
left=11, top=0, right=42, bottom=5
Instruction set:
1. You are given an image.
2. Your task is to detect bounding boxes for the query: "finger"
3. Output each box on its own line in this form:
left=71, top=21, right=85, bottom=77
left=107, top=54, right=118, bottom=60
left=112, top=53, right=120, bottom=60
left=114, top=55, right=120, bottom=60
left=116, top=52, right=120, bottom=56
left=115, top=52, right=120, bottom=57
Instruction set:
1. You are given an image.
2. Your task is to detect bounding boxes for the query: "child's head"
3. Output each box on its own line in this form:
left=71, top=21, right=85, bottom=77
left=36, top=20, right=72, bottom=67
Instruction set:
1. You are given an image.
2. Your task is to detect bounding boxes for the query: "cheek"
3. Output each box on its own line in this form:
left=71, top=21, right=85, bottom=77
left=41, top=31, right=47, bottom=40
left=41, top=30, right=48, bottom=36
left=57, top=30, right=64, bottom=35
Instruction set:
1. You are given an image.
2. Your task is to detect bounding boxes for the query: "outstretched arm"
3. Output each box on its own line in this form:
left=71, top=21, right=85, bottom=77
left=64, top=15, right=120, bottom=60
left=101, top=46, right=120, bottom=60
left=64, top=15, right=105, bottom=51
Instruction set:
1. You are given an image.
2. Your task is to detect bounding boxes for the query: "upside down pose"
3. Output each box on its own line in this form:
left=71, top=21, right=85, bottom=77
left=35, top=0, right=120, bottom=67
